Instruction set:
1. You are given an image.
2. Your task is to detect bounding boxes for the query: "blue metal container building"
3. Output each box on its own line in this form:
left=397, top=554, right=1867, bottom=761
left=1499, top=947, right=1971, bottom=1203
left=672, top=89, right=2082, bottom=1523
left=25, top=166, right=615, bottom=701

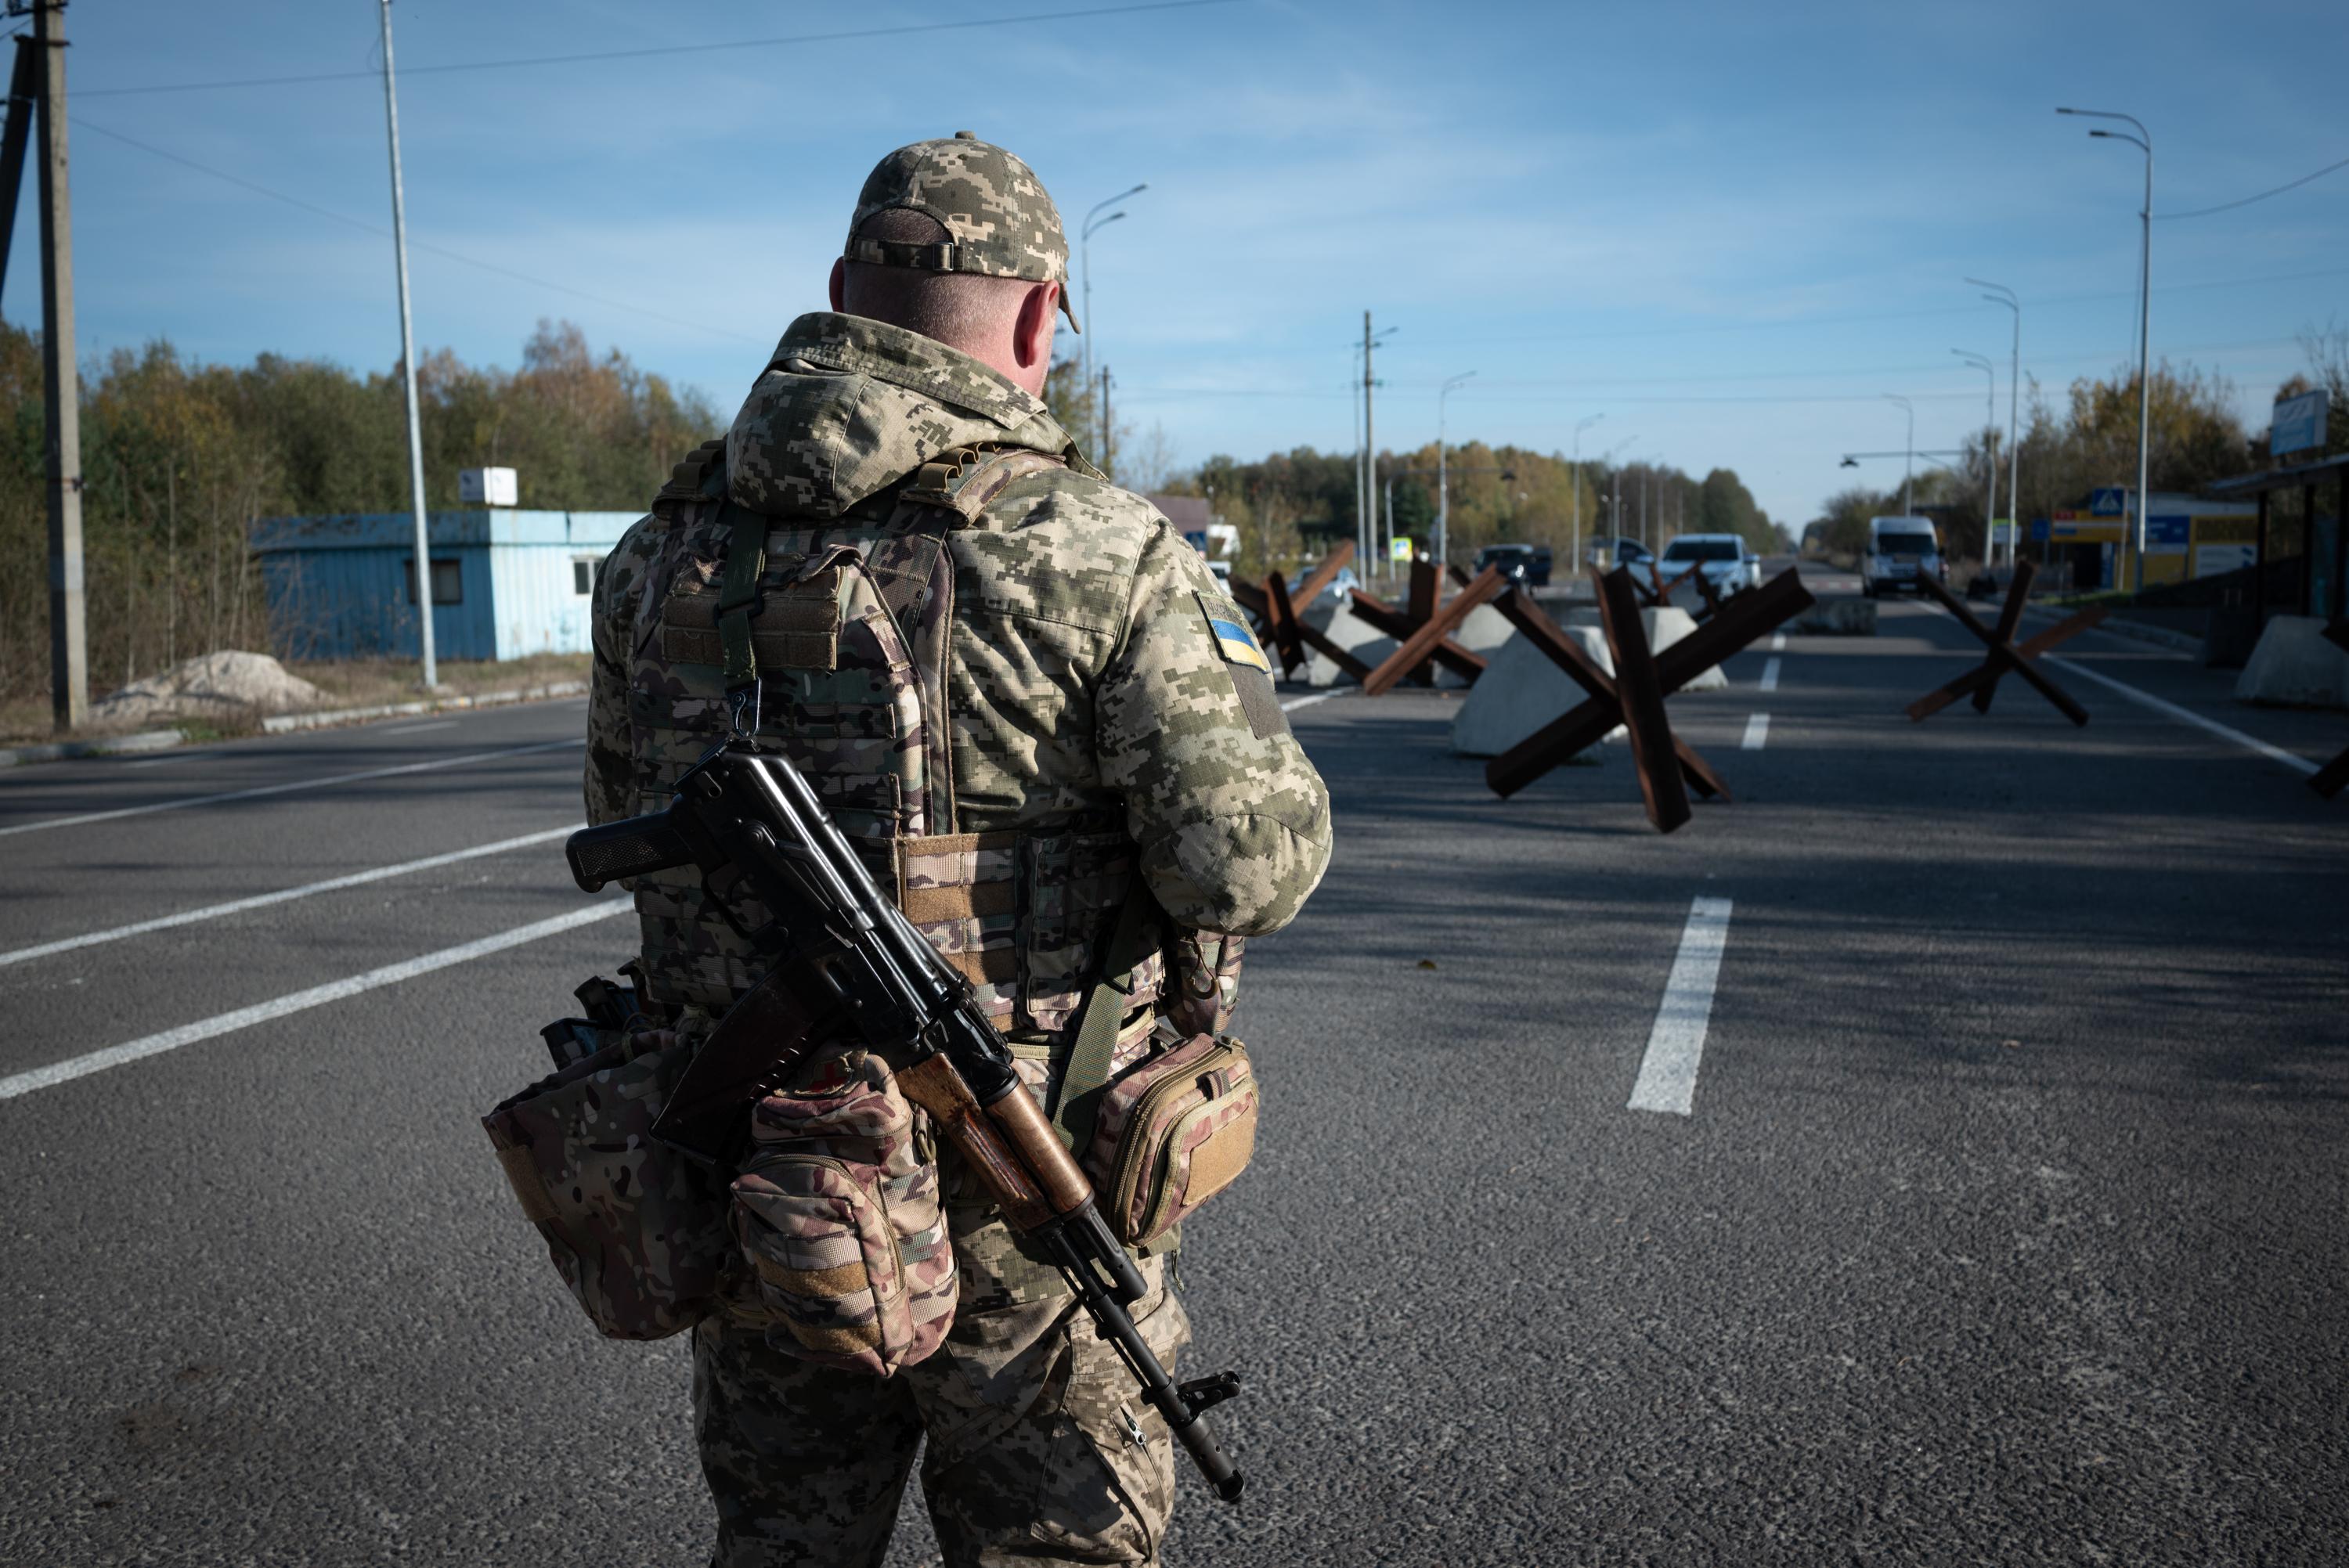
left=249, top=509, right=637, bottom=661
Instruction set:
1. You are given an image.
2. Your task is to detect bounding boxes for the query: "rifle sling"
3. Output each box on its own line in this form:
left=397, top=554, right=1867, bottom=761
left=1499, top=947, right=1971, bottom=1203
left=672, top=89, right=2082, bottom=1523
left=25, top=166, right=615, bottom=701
left=1047, top=888, right=1159, bottom=1155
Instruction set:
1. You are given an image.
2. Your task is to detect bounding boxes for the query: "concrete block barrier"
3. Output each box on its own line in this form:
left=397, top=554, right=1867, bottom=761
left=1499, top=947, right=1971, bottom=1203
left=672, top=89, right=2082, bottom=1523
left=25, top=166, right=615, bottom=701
left=1451, top=628, right=1623, bottom=757
left=2234, top=615, right=2349, bottom=710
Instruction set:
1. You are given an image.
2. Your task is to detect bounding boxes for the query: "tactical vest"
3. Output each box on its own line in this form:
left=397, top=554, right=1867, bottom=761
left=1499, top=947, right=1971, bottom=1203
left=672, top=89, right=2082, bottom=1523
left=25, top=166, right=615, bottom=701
left=625, top=438, right=1165, bottom=1090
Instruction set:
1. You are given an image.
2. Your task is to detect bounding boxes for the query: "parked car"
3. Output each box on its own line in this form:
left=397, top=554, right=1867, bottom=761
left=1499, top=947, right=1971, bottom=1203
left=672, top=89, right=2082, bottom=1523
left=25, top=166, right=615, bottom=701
left=1658, top=532, right=1763, bottom=594
left=1283, top=564, right=1360, bottom=607
left=1860, top=517, right=1943, bottom=597
left=1473, top=543, right=1554, bottom=586
left=1586, top=535, right=1653, bottom=571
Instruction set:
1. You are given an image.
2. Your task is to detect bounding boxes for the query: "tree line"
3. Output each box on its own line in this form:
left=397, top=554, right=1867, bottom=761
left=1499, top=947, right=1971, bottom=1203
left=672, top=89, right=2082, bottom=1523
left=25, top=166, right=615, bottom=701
left=1808, top=326, right=2347, bottom=563
left=1154, top=442, right=1787, bottom=582
left=0, top=319, right=718, bottom=705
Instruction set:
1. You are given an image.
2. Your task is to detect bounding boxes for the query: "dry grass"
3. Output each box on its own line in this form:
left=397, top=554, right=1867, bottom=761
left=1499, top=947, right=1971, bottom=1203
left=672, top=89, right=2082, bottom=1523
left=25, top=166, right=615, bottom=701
left=294, top=651, right=591, bottom=709
left=1, top=651, right=591, bottom=748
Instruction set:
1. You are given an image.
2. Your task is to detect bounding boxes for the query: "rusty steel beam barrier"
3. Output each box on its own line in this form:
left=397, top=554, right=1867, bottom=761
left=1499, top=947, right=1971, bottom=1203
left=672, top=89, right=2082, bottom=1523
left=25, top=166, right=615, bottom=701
left=1905, top=561, right=2107, bottom=726
left=1346, top=589, right=1489, bottom=684
left=1486, top=567, right=1813, bottom=830
left=1362, top=567, right=1507, bottom=697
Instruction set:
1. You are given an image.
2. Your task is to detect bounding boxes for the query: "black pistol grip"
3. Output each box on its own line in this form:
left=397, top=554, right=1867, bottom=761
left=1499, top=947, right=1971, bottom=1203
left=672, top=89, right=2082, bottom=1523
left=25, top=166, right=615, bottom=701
left=565, top=816, right=692, bottom=892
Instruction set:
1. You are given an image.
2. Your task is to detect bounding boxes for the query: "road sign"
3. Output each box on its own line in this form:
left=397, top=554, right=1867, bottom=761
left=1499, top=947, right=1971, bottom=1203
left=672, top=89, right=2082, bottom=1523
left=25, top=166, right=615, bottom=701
left=2090, top=486, right=2128, bottom=517
left=2030, top=517, right=2051, bottom=543
left=2272, top=388, right=2329, bottom=459
left=1389, top=537, right=1413, bottom=563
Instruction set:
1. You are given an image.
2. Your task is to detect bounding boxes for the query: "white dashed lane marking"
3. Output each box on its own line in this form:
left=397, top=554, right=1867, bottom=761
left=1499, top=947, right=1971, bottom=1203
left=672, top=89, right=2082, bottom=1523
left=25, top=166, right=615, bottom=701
left=1759, top=657, right=1781, bottom=692
left=1741, top=714, right=1770, bottom=752
left=0, top=901, right=631, bottom=1101
left=0, top=827, right=579, bottom=971
left=1628, top=896, right=1734, bottom=1116
left=0, top=739, right=583, bottom=840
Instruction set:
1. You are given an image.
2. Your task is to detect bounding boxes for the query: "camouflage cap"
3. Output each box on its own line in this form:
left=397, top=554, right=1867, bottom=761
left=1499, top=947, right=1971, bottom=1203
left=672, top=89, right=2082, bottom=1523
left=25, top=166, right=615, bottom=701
left=845, top=131, right=1080, bottom=333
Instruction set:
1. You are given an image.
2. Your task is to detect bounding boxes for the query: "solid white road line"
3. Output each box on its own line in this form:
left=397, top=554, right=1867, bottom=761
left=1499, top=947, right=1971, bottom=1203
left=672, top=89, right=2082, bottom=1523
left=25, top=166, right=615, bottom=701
left=1741, top=713, right=1770, bottom=752
left=0, top=826, right=579, bottom=971
left=0, top=899, right=631, bottom=1101
left=1770, top=632, right=1787, bottom=652
left=381, top=719, right=459, bottom=734
left=0, top=738, right=583, bottom=840
left=1759, top=657, right=1782, bottom=692
left=1279, top=693, right=1335, bottom=713
left=1628, top=896, right=1734, bottom=1116
left=2044, top=655, right=2319, bottom=777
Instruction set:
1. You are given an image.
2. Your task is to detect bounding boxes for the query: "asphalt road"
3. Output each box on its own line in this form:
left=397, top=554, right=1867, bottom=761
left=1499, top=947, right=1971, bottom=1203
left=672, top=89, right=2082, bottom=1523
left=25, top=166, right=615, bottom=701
left=2, top=566, right=2344, bottom=1566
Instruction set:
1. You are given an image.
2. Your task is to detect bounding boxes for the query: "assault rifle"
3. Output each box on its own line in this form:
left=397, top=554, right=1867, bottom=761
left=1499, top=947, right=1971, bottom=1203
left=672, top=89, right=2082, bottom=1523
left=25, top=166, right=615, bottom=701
left=565, top=741, right=1247, bottom=1501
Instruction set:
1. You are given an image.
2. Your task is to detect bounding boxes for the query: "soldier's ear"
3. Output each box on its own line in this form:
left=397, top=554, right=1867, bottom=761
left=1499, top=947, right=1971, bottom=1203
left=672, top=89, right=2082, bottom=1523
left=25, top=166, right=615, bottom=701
left=829, top=258, right=847, bottom=313
left=1012, top=281, right=1056, bottom=381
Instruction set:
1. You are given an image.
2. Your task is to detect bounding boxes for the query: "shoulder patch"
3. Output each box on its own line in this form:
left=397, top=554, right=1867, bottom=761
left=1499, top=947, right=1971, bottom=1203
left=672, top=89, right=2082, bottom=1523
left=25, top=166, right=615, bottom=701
left=1197, top=590, right=1270, bottom=672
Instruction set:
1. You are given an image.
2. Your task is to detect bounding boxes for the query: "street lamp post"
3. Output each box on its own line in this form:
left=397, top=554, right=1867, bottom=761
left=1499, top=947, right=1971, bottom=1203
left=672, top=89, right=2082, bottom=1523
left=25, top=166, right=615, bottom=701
left=1601, top=435, right=1640, bottom=568
left=1436, top=371, right=1475, bottom=568
left=1966, top=278, right=2022, bottom=570
left=1080, top=183, right=1145, bottom=458
left=1883, top=395, right=1914, bottom=514
left=1385, top=463, right=1512, bottom=570
left=1570, top=413, right=1604, bottom=578
left=1954, top=350, right=1998, bottom=568
left=2060, top=107, right=2152, bottom=592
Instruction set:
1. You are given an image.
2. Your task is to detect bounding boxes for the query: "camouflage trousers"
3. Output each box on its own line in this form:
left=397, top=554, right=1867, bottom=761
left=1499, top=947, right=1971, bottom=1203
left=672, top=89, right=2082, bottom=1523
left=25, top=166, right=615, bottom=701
left=693, top=1212, right=1191, bottom=1567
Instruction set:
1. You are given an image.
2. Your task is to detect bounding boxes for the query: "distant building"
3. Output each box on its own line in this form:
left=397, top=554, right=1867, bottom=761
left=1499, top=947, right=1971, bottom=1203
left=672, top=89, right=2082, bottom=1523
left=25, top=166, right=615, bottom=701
left=2031, top=489, right=2257, bottom=592
left=1150, top=493, right=1239, bottom=561
left=250, top=509, right=637, bottom=662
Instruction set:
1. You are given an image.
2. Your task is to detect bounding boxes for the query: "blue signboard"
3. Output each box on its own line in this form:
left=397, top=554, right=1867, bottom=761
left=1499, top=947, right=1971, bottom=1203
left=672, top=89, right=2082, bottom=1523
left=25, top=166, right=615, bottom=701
left=2090, top=486, right=2128, bottom=517
left=2272, top=388, right=2328, bottom=458
left=2030, top=517, right=2051, bottom=542
left=2145, top=514, right=2190, bottom=551
left=1182, top=529, right=1210, bottom=553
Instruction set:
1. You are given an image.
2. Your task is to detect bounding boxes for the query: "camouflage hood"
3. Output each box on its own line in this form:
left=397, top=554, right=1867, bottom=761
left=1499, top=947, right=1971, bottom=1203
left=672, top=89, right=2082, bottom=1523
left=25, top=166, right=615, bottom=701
left=726, top=312, right=1079, bottom=517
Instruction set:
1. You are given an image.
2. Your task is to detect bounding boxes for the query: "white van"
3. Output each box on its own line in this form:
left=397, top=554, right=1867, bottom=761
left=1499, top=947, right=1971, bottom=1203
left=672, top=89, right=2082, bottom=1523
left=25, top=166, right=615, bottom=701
left=1861, top=517, right=1943, bottom=597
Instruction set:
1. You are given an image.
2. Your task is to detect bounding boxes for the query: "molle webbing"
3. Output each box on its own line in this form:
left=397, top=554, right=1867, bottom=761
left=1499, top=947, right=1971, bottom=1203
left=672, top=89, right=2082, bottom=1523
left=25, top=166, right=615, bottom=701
left=626, top=443, right=1158, bottom=1055
left=662, top=563, right=841, bottom=671
left=716, top=502, right=769, bottom=696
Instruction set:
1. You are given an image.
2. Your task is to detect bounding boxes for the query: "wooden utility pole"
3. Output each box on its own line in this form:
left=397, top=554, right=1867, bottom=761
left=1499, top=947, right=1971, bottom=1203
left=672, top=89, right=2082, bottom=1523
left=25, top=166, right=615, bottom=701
left=1362, top=311, right=1377, bottom=575
left=34, top=0, right=84, bottom=730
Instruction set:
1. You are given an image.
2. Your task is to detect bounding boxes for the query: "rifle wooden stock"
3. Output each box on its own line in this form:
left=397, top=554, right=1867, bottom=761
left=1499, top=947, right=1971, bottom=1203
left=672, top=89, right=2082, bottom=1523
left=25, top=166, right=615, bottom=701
left=893, top=1054, right=1053, bottom=1231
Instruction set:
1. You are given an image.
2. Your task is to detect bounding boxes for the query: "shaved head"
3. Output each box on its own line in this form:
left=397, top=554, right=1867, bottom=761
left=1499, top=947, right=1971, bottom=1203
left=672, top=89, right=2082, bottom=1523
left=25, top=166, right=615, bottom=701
left=830, top=208, right=1059, bottom=396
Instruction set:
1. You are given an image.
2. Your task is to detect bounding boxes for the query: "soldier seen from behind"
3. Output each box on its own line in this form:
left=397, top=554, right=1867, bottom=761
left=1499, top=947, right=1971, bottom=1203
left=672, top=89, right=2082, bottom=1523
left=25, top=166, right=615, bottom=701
left=568, top=132, right=1333, bottom=1566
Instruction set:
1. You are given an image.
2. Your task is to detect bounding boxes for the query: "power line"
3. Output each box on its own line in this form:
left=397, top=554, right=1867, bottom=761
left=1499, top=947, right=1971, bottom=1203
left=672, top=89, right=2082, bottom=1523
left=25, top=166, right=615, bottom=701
left=2158, top=154, right=2349, bottom=220
left=68, top=115, right=738, bottom=339
left=74, top=0, right=1236, bottom=97
left=1114, top=334, right=2306, bottom=408
left=1439, top=265, right=2349, bottom=351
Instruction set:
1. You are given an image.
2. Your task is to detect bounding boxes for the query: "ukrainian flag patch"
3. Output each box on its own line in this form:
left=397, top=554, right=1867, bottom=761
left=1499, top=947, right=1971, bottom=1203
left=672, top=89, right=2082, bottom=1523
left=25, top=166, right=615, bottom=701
left=1197, top=592, right=1271, bottom=672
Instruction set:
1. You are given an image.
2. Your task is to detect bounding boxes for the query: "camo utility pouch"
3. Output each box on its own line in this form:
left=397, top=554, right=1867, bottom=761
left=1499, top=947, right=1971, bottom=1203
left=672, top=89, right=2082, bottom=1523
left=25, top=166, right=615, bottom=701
left=727, top=1046, right=958, bottom=1377
left=482, top=1028, right=728, bottom=1341
left=1078, top=1032, right=1261, bottom=1249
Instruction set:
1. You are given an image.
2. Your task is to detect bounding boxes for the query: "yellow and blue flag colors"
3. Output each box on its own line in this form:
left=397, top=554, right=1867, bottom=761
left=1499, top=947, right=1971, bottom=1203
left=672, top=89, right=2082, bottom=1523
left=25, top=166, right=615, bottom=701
left=1196, top=592, right=1271, bottom=672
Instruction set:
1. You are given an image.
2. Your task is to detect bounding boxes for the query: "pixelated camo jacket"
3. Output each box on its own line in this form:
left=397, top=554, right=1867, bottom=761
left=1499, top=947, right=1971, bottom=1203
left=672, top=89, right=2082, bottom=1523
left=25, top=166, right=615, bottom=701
left=589, top=312, right=1333, bottom=943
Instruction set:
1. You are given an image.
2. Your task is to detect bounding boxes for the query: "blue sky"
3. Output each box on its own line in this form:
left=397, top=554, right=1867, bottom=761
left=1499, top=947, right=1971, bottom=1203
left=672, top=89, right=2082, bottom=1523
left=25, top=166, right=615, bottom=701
left=26, top=0, right=2349, bottom=526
